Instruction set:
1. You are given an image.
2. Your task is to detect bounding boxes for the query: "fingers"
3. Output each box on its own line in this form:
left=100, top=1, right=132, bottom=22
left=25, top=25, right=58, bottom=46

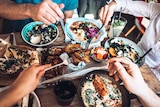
left=33, top=1, right=64, bottom=25
left=113, top=61, right=130, bottom=81
left=37, top=64, right=51, bottom=70
left=48, top=2, right=64, bottom=19
left=58, top=3, right=65, bottom=10
left=24, top=64, right=51, bottom=75
left=99, top=5, right=108, bottom=24
left=99, top=1, right=117, bottom=25
left=108, top=57, right=134, bottom=81
left=108, top=57, right=133, bottom=66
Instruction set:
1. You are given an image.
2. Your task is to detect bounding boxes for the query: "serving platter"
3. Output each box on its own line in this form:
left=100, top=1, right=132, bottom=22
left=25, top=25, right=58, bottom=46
left=65, top=17, right=107, bottom=48
left=0, top=39, right=40, bottom=75
left=78, top=70, right=130, bottom=107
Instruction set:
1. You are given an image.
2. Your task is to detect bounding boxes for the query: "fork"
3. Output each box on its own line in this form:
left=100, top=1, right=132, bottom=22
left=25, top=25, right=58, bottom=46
left=44, top=58, right=72, bottom=72
left=85, top=24, right=104, bottom=49
left=44, top=53, right=71, bottom=71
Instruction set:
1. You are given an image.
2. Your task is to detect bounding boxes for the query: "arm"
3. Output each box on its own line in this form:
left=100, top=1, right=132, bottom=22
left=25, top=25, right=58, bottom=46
left=99, top=0, right=160, bottom=25
left=107, top=57, right=160, bottom=107
left=0, top=64, right=51, bottom=107
left=0, top=0, right=64, bottom=25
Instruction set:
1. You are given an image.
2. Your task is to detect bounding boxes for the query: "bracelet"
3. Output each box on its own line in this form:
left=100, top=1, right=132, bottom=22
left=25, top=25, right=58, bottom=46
left=106, top=0, right=113, bottom=4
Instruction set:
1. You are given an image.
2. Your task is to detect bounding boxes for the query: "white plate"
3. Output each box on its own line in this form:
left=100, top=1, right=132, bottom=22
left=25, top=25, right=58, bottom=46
left=65, top=18, right=107, bottom=48
left=0, top=86, right=41, bottom=107
left=104, top=37, right=145, bottom=66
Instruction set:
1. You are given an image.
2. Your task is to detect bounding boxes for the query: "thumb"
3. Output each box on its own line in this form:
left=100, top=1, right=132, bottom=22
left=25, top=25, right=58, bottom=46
left=58, top=3, right=65, bottom=10
left=114, top=62, right=130, bottom=81
left=37, top=70, right=45, bottom=81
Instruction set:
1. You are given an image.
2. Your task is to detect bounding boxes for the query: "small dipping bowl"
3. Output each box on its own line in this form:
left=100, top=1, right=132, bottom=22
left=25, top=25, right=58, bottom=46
left=53, top=80, right=77, bottom=106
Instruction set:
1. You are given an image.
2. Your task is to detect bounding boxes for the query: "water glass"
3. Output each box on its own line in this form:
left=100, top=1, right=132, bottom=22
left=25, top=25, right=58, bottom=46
left=53, top=80, right=77, bottom=106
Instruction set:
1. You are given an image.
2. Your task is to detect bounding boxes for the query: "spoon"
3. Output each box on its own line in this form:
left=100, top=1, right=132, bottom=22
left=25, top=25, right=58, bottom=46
left=118, top=7, right=122, bottom=23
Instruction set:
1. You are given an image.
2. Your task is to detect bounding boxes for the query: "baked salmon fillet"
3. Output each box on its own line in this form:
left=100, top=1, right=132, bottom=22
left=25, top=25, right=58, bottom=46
left=93, top=75, right=108, bottom=99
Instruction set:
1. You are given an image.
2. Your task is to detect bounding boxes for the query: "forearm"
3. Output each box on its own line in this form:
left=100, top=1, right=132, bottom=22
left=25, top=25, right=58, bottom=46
left=0, top=0, right=33, bottom=20
left=0, top=86, right=26, bottom=107
left=114, top=0, right=150, bottom=17
left=136, top=85, right=160, bottom=107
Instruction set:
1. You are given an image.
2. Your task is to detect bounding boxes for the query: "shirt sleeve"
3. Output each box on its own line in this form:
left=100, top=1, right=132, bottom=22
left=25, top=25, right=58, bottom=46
left=114, top=0, right=160, bottom=19
left=63, top=0, right=78, bottom=11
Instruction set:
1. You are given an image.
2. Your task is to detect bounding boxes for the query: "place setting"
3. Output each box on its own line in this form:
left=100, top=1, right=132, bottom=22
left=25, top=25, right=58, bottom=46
left=0, top=16, right=154, bottom=107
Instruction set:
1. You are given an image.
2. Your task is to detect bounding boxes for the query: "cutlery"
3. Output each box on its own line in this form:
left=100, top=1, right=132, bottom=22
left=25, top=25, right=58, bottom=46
left=60, top=18, right=73, bottom=42
left=85, top=24, right=104, bottom=49
left=10, top=33, right=14, bottom=45
left=136, top=39, right=160, bottom=64
left=118, top=7, right=122, bottom=22
left=44, top=53, right=72, bottom=72
left=39, top=64, right=108, bottom=85
left=44, top=58, right=72, bottom=72
left=9, top=32, right=16, bottom=45
left=136, top=48, right=152, bottom=64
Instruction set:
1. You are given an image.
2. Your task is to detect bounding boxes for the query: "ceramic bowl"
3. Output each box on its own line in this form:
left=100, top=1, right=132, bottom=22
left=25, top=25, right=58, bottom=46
left=21, top=21, right=59, bottom=47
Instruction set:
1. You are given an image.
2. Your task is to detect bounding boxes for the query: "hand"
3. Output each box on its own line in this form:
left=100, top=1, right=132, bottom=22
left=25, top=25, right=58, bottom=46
left=107, top=57, right=147, bottom=95
left=29, top=0, right=64, bottom=25
left=99, top=1, right=117, bottom=25
left=11, top=64, right=51, bottom=95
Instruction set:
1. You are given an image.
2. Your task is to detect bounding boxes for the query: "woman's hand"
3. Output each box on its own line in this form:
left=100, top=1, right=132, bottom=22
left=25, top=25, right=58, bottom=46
left=107, top=57, right=147, bottom=95
left=0, top=64, right=51, bottom=107
left=99, top=1, right=117, bottom=25
left=11, top=64, right=51, bottom=95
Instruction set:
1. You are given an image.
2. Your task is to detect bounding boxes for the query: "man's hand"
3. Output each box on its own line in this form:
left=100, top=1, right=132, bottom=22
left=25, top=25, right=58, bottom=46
left=29, top=0, right=64, bottom=25
left=99, top=1, right=117, bottom=25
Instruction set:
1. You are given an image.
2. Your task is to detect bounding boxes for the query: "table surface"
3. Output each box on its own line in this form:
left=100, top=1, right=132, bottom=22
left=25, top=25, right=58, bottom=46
left=0, top=24, right=160, bottom=107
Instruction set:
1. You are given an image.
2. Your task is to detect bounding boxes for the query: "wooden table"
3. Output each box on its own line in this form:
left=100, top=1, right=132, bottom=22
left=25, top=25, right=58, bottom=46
left=0, top=24, right=160, bottom=107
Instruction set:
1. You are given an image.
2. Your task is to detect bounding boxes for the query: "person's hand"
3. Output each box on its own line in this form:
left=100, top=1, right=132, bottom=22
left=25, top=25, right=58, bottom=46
left=107, top=57, right=147, bottom=95
left=29, top=0, right=64, bottom=25
left=11, top=64, right=51, bottom=95
left=99, top=1, right=117, bottom=25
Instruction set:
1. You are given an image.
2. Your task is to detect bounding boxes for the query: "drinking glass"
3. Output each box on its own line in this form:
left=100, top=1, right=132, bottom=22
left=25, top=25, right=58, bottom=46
left=108, top=15, right=127, bottom=38
left=53, top=80, right=77, bottom=106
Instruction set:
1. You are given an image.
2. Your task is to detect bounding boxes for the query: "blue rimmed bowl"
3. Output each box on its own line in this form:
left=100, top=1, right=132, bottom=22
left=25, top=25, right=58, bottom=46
left=21, top=21, right=59, bottom=47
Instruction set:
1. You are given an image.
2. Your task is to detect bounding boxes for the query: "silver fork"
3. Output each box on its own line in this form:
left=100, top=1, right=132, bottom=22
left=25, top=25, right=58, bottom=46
left=85, top=24, right=104, bottom=49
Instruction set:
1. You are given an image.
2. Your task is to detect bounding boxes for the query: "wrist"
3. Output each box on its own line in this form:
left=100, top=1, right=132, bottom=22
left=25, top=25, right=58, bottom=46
left=23, top=3, right=34, bottom=19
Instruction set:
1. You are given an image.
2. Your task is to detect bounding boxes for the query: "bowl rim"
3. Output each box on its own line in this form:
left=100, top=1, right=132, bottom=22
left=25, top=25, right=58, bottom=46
left=21, top=21, right=59, bottom=47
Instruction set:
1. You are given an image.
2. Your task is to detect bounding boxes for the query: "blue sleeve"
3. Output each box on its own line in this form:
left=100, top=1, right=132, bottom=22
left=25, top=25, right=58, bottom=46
left=63, top=0, right=78, bottom=11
